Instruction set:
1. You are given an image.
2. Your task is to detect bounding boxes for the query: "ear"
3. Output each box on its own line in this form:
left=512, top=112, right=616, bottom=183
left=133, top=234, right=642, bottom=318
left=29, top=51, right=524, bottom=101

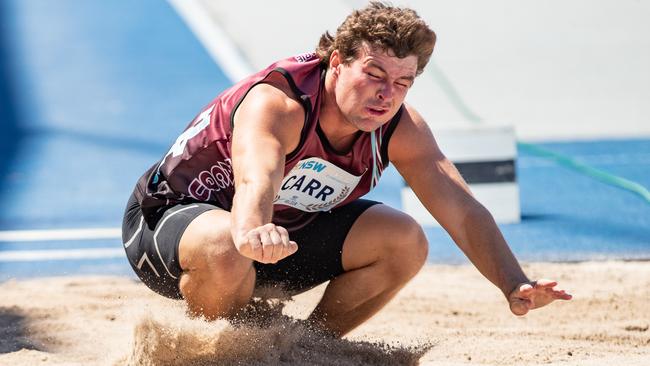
left=329, top=50, right=341, bottom=76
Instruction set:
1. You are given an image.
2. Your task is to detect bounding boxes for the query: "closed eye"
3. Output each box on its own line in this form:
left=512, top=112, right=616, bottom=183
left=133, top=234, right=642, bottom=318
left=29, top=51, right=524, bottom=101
left=367, top=72, right=381, bottom=80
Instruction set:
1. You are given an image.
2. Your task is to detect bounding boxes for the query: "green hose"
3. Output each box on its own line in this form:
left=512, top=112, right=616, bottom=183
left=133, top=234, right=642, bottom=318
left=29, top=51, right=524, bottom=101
left=517, top=142, right=650, bottom=203
left=426, top=60, right=650, bottom=204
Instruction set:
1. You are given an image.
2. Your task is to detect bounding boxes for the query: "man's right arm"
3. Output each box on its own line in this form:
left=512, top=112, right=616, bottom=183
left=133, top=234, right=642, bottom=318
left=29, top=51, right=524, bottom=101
left=229, top=82, right=303, bottom=263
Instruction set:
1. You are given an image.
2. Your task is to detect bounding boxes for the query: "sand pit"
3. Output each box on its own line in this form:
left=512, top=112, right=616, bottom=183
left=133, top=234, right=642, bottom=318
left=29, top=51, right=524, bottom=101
left=0, top=261, right=648, bottom=365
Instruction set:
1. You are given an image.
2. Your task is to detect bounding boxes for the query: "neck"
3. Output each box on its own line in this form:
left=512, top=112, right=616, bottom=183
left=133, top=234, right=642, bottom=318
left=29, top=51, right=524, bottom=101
left=319, top=71, right=362, bottom=151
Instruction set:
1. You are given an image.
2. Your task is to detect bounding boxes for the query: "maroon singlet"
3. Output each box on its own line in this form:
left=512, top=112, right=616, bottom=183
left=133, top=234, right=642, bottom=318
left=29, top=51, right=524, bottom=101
left=134, top=52, right=402, bottom=231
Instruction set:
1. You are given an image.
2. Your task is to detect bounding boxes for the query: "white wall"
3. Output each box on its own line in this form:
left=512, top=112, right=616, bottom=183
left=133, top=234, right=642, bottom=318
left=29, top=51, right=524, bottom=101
left=188, top=0, right=650, bottom=141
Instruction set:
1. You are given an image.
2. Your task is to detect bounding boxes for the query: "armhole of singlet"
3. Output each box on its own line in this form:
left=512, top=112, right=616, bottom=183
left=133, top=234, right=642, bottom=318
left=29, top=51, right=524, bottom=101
left=379, top=105, right=404, bottom=167
left=228, top=67, right=314, bottom=160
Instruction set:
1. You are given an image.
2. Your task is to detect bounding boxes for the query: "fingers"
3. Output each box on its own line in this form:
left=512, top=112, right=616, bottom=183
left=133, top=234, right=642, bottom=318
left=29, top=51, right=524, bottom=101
left=516, top=280, right=571, bottom=299
left=276, top=225, right=290, bottom=245
left=274, top=226, right=290, bottom=259
left=238, top=230, right=263, bottom=260
left=509, top=278, right=572, bottom=316
left=519, top=283, right=534, bottom=295
left=270, top=229, right=287, bottom=259
left=238, top=224, right=298, bottom=264
left=552, top=288, right=573, bottom=300
left=535, top=279, right=557, bottom=288
left=534, top=279, right=572, bottom=300
left=259, top=229, right=274, bottom=263
left=272, top=225, right=298, bottom=261
left=287, top=240, right=298, bottom=256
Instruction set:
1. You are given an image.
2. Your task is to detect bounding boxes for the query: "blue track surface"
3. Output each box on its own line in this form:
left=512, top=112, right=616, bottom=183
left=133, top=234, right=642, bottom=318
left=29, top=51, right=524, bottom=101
left=0, top=0, right=230, bottom=230
left=1, top=1, right=649, bottom=280
left=367, top=139, right=650, bottom=263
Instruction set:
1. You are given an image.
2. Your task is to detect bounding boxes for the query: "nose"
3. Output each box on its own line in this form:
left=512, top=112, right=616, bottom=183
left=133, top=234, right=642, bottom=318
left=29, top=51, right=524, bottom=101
left=376, top=83, right=393, bottom=102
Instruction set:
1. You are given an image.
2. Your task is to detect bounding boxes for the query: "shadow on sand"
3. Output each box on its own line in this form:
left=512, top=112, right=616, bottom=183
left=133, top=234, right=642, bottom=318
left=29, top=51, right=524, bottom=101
left=0, top=306, right=46, bottom=353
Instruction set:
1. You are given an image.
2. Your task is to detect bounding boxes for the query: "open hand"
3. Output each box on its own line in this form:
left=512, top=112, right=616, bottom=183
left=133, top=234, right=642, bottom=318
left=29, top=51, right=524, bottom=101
left=508, top=279, right=572, bottom=316
left=235, top=223, right=298, bottom=264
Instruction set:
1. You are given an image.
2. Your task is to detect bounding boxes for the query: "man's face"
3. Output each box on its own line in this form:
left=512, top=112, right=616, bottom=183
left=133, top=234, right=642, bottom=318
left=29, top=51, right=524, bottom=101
left=331, top=44, right=418, bottom=132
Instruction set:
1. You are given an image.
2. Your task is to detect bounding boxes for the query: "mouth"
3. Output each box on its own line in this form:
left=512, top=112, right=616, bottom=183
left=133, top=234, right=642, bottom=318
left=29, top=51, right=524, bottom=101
left=365, top=106, right=388, bottom=117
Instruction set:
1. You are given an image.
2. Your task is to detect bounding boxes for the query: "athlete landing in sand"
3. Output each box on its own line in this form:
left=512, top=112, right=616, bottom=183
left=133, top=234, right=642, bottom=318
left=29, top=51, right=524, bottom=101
left=122, top=1, right=571, bottom=337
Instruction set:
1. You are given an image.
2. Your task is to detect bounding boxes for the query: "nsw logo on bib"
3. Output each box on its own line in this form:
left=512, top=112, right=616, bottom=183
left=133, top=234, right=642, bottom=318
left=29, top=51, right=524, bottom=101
left=274, top=157, right=363, bottom=212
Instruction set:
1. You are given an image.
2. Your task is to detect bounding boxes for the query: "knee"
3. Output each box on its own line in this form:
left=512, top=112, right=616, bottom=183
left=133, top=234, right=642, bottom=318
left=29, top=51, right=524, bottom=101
left=179, top=231, right=253, bottom=300
left=179, top=214, right=250, bottom=280
left=203, top=237, right=250, bottom=276
left=382, top=215, right=428, bottom=281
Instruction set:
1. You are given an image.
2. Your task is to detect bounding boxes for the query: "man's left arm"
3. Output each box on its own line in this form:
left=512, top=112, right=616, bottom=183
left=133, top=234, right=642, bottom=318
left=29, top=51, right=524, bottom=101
left=389, top=104, right=571, bottom=315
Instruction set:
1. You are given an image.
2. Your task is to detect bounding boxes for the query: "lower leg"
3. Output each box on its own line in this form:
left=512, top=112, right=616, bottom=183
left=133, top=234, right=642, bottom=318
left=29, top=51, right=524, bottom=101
left=177, top=209, right=257, bottom=320
left=307, top=204, right=428, bottom=336
left=307, top=259, right=408, bottom=336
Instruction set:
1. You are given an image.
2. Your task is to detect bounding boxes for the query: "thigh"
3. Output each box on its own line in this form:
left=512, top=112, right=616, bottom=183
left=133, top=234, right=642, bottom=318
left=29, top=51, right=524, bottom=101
left=254, top=199, right=381, bottom=294
left=341, top=203, right=428, bottom=274
left=122, top=192, right=220, bottom=299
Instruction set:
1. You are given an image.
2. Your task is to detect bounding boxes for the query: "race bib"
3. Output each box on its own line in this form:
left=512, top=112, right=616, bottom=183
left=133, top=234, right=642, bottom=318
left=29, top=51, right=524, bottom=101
left=274, top=157, right=363, bottom=212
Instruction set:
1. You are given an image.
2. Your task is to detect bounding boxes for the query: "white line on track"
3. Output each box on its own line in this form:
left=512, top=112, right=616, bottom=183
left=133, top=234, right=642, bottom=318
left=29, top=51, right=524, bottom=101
left=0, top=248, right=124, bottom=262
left=0, top=228, right=121, bottom=242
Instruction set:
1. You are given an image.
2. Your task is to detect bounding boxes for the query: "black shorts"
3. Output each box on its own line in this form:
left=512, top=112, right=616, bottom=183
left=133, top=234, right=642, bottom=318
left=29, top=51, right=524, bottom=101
left=122, top=191, right=381, bottom=299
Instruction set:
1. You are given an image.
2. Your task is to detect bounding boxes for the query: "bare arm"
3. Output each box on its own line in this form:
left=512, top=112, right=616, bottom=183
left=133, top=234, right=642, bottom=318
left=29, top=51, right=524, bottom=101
left=230, top=81, right=302, bottom=263
left=389, top=104, right=571, bottom=314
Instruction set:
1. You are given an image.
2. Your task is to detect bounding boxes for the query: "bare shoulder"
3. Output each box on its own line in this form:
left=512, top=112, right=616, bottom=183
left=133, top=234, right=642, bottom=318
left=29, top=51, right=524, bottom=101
left=389, top=103, right=443, bottom=165
left=235, top=77, right=305, bottom=125
left=233, top=75, right=305, bottom=153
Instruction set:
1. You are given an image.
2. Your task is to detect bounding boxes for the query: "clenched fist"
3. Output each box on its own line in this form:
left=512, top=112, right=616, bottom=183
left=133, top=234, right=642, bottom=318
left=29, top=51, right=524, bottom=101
left=234, top=223, right=298, bottom=264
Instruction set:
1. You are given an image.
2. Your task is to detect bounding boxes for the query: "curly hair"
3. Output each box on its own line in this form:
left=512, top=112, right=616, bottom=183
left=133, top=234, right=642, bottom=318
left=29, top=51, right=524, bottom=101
left=316, top=1, right=436, bottom=76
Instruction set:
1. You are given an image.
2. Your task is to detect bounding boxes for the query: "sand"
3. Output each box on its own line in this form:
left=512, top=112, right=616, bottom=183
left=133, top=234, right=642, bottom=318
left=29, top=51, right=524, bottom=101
left=0, top=261, right=648, bottom=365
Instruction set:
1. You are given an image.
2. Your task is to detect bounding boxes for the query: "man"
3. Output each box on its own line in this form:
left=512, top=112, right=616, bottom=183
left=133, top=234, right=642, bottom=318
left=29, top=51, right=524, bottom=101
left=122, top=2, right=571, bottom=337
